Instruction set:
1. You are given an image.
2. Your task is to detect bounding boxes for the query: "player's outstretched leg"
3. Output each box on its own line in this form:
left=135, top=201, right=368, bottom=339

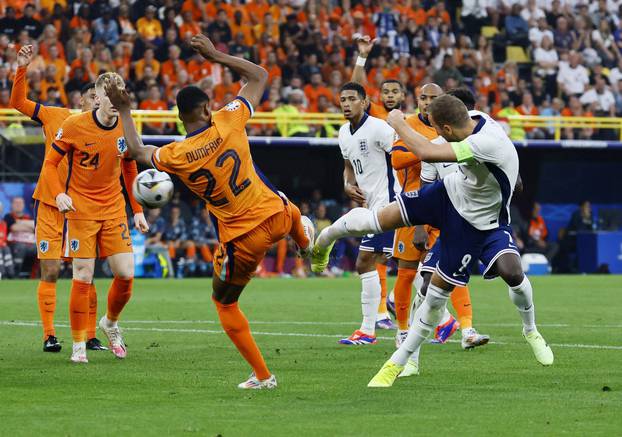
left=100, top=253, right=134, bottom=359
left=312, top=205, right=404, bottom=273
left=368, top=275, right=452, bottom=387
left=495, top=253, right=553, bottom=366
left=287, top=201, right=314, bottom=258
left=416, top=271, right=458, bottom=345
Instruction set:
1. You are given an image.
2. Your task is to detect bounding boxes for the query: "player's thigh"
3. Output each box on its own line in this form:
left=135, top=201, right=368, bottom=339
left=65, top=219, right=100, bottom=259
left=72, top=257, right=96, bottom=282
left=213, top=228, right=271, bottom=287
left=34, top=201, right=65, bottom=260
left=393, top=181, right=447, bottom=229
left=479, top=226, right=522, bottom=285
left=98, top=216, right=133, bottom=259
left=107, top=252, right=135, bottom=279
left=436, top=223, right=486, bottom=288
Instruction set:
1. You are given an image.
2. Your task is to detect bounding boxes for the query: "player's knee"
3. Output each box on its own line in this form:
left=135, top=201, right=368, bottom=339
left=355, top=253, right=375, bottom=274
left=73, top=264, right=94, bottom=282
left=40, top=261, right=60, bottom=282
left=502, top=270, right=524, bottom=288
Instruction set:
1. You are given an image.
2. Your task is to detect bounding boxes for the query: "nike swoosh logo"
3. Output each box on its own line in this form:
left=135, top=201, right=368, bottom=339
left=418, top=318, right=433, bottom=328
left=442, top=164, right=452, bottom=168
left=525, top=304, right=533, bottom=311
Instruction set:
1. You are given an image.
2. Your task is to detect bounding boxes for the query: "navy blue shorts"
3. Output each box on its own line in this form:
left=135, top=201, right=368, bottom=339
left=397, top=181, right=520, bottom=286
left=360, top=230, right=395, bottom=256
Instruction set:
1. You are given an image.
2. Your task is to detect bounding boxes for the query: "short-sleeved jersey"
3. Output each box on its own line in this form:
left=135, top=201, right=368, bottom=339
left=420, top=136, right=460, bottom=183
left=391, top=113, right=437, bottom=192
left=338, top=114, right=398, bottom=211
left=368, top=101, right=388, bottom=120
left=53, top=110, right=129, bottom=220
left=152, top=96, right=286, bottom=243
left=10, top=66, right=71, bottom=207
left=444, top=110, right=519, bottom=231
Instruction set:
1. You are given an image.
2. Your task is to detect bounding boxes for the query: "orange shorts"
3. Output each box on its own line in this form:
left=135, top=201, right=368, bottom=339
left=34, top=201, right=65, bottom=260
left=64, top=216, right=133, bottom=259
left=214, top=203, right=293, bottom=286
left=393, top=225, right=440, bottom=262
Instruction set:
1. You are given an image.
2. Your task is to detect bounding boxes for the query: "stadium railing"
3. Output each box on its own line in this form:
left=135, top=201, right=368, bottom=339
left=1, top=109, right=622, bottom=143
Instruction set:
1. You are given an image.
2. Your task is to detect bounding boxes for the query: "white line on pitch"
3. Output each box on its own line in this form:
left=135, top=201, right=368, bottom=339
left=2, top=320, right=622, bottom=350
left=7, top=319, right=622, bottom=328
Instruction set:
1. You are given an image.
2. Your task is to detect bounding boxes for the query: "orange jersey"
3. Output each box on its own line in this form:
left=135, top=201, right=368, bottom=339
left=50, top=111, right=139, bottom=220
left=10, top=66, right=70, bottom=207
left=152, top=96, right=285, bottom=243
left=391, top=114, right=437, bottom=192
left=368, top=101, right=388, bottom=120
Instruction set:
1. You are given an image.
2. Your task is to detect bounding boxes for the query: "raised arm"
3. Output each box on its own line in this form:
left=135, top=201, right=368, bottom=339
left=387, top=110, right=458, bottom=162
left=190, top=33, right=267, bottom=109
left=10, top=45, right=38, bottom=117
left=105, top=82, right=158, bottom=167
left=351, top=35, right=375, bottom=86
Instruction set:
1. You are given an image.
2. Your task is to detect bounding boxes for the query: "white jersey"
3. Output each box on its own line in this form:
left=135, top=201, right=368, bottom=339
left=442, top=110, right=519, bottom=231
left=420, top=136, right=461, bottom=183
left=338, top=114, right=398, bottom=211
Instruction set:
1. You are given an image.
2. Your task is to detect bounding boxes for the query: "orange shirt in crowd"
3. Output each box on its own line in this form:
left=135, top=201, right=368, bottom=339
left=134, top=58, right=161, bottom=80
left=187, top=59, right=212, bottom=82
left=161, top=59, right=188, bottom=84
left=303, top=84, right=332, bottom=112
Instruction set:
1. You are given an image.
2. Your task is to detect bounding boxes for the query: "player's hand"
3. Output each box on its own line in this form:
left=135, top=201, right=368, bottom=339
left=345, top=183, right=367, bottom=205
left=387, top=109, right=406, bottom=128
left=104, top=81, right=131, bottom=112
left=17, top=45, right=33, bottom=68
left=55, top=193, right=75, bottom=213
left=133, top=212, right=149, bottom=234
left=191, top=33, right=220, bottom=60
left=413, top=226, right=429, bottom=251
left=355, top=35, right=377, bottom=58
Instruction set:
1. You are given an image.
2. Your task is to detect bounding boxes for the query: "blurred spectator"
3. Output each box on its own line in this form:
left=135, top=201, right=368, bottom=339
left=0, top=201, right=15, bottom=278
left=137, top=5, right=163, bottom=47
left=432, top=54, right=463, bottom=89
left=3, top=197, right=35, bottom=278
left=314, top=203, right=332, bottom=234
left=525, top=202, right=558, bottom=262
left=557, top=52, right=590, bottom=98
left=164, top=205, right=192, bottom=278
left=92, top=6, right=120, bottom=49
left=139, top=84, right=170, bottom=134
left=188, top=208, right=218, bottom=277
left=274, top=90, right=310, bottom=137
left=505, top=4, right=530, bottom=47
left=580, top=75, right=616, bottom=117
left=555, top=200, right=595, bottom=272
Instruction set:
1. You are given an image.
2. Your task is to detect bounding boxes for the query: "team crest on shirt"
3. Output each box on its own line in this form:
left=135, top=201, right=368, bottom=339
left=424, top=252, right=432, bottom=263
left=70, top=239, right=80, bottom=252
left=39, top=240, right=49, bottom=253
left=359, top=139, right=369, bottom=157
left=225, top=100, right=241, bottom=111
left=397, top=241, right=405, bottom=253
left=117, top=137, right=127, bottom=154
left=403, top=190, right=419, bottom=198
left=55, top=128, right=63, bottom=140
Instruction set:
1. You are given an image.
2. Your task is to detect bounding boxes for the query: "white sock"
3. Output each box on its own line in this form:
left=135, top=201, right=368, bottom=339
left=414, top=270, right=424, bottom=293
left=72, top=341, right=86, bottom=351
left=316, top=208, right=382, bottom=248
left=103, top=316, right=118, bottom=329
left=392, top=284, right=450, bottom=365
left=439, top=308, right=452, bottom=325
left=360, top=270, right=381, bottom=336
left=508, top=275, right=536, bottom=334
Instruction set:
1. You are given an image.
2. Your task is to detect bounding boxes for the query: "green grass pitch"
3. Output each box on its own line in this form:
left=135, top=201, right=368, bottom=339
left=0, top=275, right=620, bottom=436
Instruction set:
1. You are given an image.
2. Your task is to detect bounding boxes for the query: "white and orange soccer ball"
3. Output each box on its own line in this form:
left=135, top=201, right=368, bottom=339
left=132, top=169, right=174, bottom=209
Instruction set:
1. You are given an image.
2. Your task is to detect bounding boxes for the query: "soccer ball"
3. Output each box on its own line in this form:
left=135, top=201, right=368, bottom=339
left=132, top=169, right=174, bottom=209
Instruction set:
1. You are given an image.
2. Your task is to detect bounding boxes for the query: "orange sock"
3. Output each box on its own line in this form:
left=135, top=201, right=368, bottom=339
left=87, top=283, right=97, bottom=339
left=394, top=267, right=417, bottom=330
left=213, top=298, right=270, bottom=380
left=200, top=244, right=213, bottom=262
left=168, top=243, right=176, bottom=259
left=37, top=281, right=56, bottom=338
left=186, top=242, right=196, bottom=259
left=376, top=263, right=388, bottom=314
left=288, top=203, right=309, bottom=250
left=276, top=239, right=287, bottom=273
left=69, top=279, right=90, bottom=343
left=107, top=277, right=133, bottom=322
left=451, top=285, right=473, bottom=329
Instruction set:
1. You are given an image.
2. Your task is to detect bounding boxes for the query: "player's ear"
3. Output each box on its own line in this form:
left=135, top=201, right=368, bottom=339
left=202, top=102, right=211, bottom=121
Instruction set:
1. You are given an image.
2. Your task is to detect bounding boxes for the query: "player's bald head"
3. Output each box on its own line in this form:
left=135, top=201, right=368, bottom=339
left=177, top=86, right=210, bottom=117
left=420, top=83, right=443, bottom=96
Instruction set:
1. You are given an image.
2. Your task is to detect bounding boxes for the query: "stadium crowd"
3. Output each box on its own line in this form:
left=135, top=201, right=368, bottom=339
left=0, top=0, right=620, bottom=139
